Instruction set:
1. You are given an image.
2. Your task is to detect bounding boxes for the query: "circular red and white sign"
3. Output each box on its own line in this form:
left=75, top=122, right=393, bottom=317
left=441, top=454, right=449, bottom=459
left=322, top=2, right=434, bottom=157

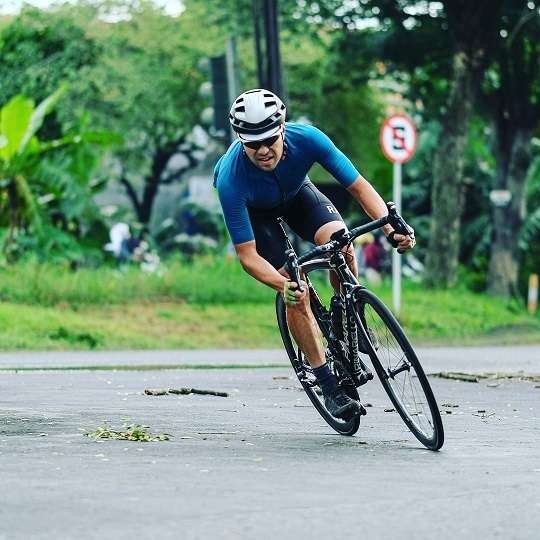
left=380, top=114, right=417, bottom=163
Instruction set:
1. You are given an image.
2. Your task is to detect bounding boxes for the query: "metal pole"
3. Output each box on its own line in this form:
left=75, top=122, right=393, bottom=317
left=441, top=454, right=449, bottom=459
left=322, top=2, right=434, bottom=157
left=262, top=0, right=283, bottom=97
left=392, top=162, right=402, bottom=316
left=225, top=37, right=240, bottom=144
left=252, top=0, right=266, bottom=87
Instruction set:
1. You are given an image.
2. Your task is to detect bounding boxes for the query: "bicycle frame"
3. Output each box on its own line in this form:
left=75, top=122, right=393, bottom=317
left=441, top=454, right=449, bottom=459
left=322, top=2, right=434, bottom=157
left=280, top=233, right=370, bottom=387
left=301, top=251, right=374, bottom=387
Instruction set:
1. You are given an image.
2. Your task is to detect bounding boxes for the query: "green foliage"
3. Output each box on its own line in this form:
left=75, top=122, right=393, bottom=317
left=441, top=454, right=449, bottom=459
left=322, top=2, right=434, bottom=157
left=0, top=7, right=101, bottom=138
left=519, top=152, right=540, bottom=292
left=0, top=88, right=120, bottom=263
left=0, top=256, right=273, bottom=306
left=85, top=422, right=170, bottom=442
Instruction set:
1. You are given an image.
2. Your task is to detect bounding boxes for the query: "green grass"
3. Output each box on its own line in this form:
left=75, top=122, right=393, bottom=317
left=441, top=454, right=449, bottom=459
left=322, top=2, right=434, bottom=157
left=1, top=259, right=539, bottom=350
left=0, top=302, right=281, bottom=350
left=0, top=257, right=271, bottom=306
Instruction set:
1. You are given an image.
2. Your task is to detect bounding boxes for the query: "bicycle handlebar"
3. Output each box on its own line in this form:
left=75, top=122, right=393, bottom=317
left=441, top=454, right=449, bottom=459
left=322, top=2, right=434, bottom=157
left=296, top=201, right=413, bottom=266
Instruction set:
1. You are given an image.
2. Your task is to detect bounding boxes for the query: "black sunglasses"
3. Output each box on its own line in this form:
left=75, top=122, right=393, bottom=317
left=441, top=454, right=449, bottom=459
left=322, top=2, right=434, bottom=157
left=243, top=134, right=280, bottom=150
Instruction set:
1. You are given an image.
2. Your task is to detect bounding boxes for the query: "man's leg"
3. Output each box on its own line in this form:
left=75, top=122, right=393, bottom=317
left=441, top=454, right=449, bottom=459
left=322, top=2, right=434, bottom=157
left=281, top=267, right=326, bottom=368
left=283, top=220, right=362, bottom=418
left=314, top=221, right=358, bottom=291
left=283, top=219, right=357, bottom=367
left=278, top=181, right=362, bottom=417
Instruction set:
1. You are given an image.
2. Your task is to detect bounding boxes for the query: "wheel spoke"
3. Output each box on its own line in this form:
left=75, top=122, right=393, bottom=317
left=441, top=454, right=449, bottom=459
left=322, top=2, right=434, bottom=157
left=360, top=298, right=440, bottom=444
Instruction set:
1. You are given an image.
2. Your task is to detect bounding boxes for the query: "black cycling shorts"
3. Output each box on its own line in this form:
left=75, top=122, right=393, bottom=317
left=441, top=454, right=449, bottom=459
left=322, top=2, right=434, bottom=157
left=247, top=180, right=344, bottom=269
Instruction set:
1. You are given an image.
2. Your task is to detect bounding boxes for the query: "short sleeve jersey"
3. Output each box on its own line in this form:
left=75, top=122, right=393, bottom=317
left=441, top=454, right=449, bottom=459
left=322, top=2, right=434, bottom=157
left=213, top=122, right=360, bottom=245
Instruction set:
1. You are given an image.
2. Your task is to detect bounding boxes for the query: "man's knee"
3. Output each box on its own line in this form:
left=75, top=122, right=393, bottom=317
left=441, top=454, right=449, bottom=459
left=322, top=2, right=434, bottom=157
left=314, top=220, right=346, bottom=245
left=285, top=292, right=310, bottom=313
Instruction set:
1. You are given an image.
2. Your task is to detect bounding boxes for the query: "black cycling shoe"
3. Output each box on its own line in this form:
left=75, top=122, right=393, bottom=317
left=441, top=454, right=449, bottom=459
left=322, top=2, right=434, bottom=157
left=324, top=387, right=363, bottom=419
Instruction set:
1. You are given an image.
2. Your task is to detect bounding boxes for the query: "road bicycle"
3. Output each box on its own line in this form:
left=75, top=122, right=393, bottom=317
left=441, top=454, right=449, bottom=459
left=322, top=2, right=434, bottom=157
left=275, top=202, right=444, bottom=450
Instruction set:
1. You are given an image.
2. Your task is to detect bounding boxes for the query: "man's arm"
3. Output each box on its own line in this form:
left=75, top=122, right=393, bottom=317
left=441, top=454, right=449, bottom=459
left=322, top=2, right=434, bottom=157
left=235, top=241, right=288, bottom=292
left=347, top=175, right=415, bottom=251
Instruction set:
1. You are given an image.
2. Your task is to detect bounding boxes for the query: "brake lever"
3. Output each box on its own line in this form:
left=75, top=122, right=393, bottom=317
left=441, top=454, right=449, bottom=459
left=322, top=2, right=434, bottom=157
left=285, top=249, right=304, bottom=293
left=386, top=202, right=415, bottom=253
left=387, top=201, right=414, bottom=235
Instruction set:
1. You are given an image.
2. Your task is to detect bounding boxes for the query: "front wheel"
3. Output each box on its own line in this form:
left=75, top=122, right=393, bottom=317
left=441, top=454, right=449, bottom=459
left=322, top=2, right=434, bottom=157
left=354, top=289, right=444, bottom=450
left=276, top=293, right=360, bottom=436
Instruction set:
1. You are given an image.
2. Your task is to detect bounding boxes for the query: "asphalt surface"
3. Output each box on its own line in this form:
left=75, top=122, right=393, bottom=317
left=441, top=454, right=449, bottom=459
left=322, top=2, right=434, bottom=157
left=1, top=347, right=539, bottom=539
left=0, top=345, right=539, bottom=372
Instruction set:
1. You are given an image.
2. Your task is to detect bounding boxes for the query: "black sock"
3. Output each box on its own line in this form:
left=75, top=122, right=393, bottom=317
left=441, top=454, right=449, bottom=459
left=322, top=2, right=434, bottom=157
left=313, top=363, right=338, bottom=396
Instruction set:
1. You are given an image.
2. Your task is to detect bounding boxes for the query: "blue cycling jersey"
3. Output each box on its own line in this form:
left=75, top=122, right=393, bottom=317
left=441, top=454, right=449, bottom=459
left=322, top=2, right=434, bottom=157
left=213, top=122, right=360, bottom=245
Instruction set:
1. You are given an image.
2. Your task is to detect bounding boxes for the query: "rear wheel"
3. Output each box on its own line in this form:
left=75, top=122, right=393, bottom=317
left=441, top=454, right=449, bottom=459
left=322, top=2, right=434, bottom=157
left=276, top=293, right=360, bottom=436
left=354, top=289, right=444, bottom=450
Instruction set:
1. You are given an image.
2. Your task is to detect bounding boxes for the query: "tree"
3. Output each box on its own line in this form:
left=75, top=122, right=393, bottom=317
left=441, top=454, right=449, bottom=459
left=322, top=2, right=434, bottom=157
left=484, top=2, right=540, bottom=297
left=54, top=0, right=226, bottom=231
left=404, top=0, right=500, bottom=287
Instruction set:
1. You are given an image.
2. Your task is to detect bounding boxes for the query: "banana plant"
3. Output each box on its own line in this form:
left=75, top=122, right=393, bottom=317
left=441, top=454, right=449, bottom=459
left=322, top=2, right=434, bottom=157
left=0, top=85, right=121, bottom=259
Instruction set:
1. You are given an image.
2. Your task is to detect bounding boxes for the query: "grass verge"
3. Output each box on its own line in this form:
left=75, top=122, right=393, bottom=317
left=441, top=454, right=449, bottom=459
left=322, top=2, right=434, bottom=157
left=1, top=282, right=540, bottom=350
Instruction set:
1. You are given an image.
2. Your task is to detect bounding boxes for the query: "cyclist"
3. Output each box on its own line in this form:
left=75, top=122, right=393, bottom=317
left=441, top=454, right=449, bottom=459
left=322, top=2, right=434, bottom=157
left=214, top=88, right=415, bottom=420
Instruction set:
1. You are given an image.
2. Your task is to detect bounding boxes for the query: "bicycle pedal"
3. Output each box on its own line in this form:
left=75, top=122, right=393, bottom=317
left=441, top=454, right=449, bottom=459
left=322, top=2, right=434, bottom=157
left=355, top=371, right=373, bottom=387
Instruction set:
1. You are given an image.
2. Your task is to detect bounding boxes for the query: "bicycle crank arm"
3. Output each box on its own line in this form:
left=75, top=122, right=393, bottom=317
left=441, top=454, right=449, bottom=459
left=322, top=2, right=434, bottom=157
left=355, top=369, right=374, bottom=387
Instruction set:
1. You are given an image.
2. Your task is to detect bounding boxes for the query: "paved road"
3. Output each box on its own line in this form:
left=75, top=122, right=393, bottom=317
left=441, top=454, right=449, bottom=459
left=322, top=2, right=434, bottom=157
left=1, top=348, right=539, bottom=539
left=0, top=345, right=539, bottom=373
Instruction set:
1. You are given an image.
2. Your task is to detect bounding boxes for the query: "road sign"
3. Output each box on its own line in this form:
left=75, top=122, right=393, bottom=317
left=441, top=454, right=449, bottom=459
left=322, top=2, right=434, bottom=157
left=380, top=114, right=417, bottom=316
left=489, top=189, right=512, bottom=207
left=380, top=114, right=417, bottom=164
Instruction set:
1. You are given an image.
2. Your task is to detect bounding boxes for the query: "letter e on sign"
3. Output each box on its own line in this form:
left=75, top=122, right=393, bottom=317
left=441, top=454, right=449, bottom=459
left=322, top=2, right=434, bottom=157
left=380, top=115, right=417, bottom=163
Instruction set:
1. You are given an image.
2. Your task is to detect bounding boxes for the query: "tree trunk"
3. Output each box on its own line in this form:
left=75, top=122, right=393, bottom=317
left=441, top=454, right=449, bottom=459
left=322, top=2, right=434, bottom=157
left=424, top=51, right=473, bottom=287
left=488, top=128, right=532, bottom=297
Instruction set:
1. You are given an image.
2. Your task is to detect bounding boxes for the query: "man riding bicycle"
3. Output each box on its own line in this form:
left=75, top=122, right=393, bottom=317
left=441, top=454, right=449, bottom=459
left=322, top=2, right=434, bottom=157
left=214, top=88, right=415, bottom=420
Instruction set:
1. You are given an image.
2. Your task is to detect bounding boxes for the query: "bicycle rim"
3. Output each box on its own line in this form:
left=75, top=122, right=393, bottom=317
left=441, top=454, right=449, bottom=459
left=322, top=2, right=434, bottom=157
left=355, top=289, right=444, bottom=450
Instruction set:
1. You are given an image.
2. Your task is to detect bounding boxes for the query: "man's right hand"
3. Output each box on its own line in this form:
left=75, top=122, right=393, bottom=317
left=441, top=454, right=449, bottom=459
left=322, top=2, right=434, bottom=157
left=283, top=280, right=307, bottom=306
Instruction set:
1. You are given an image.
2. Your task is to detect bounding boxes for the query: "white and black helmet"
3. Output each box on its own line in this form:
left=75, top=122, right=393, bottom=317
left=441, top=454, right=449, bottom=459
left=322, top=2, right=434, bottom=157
left=229, top=88, right=286, bottom=142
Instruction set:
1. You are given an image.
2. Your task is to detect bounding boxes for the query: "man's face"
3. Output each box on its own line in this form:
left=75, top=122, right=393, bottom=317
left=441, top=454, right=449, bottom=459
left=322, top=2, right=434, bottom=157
left=242, top=128, right=284, bottom=171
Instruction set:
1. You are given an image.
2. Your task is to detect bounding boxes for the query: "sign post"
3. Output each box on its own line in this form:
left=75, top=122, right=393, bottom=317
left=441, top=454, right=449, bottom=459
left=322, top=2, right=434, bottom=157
left=380, top=114, right=417, bottom=316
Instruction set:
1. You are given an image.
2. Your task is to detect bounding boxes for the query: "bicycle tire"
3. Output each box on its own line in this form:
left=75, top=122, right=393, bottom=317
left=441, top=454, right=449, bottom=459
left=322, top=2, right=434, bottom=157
left=275, top=293, right=360, bottom=436
left=354, top=288, right=444, bottom=450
